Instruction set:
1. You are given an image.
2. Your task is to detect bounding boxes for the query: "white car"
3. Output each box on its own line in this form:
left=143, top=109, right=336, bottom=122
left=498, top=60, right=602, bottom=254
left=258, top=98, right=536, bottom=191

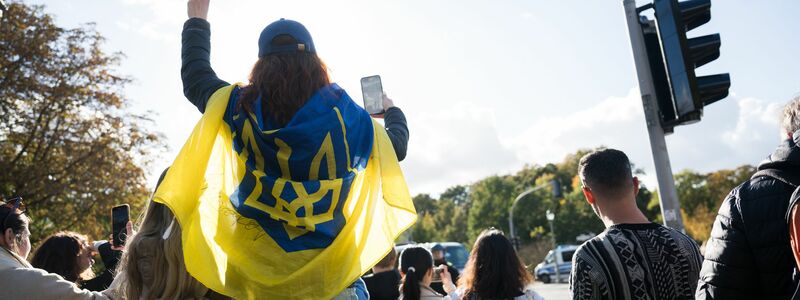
left=534, top=244, right=578, bottom=284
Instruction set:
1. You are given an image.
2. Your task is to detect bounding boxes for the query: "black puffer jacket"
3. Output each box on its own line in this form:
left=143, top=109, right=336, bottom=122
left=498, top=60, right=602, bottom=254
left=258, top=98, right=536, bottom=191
left=696, top=133, right=800, bottom=300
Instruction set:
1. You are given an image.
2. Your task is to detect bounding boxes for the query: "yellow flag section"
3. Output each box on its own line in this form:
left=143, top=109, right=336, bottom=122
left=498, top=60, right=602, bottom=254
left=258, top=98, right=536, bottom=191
left=154, top=85, right=417, bottom=299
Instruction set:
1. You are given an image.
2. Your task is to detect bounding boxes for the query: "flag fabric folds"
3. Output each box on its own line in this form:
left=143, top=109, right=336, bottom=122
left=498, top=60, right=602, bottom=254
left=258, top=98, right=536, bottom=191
left=154, top=84, right=416, bottom=299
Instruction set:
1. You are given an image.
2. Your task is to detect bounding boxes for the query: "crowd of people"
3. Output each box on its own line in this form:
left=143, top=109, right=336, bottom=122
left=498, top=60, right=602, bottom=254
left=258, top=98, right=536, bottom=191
left=2, top=0, right=800, bottom=299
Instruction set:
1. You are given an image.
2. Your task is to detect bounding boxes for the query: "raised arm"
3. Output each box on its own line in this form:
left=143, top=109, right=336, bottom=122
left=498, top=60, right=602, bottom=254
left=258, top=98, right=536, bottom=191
left=182, top=0, right=229, bottom=113
left=379, top=95, right=409, bottom=161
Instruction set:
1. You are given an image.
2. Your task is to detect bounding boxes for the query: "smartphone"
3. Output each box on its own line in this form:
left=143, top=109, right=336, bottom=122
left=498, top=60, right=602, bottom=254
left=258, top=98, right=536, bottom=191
left=360, top=75, right=384, bottom=115
left=431, top=265, right=444, bottom=282
left=111, top=204, right=130, bottom=247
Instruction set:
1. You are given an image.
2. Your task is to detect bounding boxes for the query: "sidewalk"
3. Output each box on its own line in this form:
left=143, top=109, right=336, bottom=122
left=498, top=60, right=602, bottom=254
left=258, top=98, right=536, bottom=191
left=533, top=282, right=569, bottom=300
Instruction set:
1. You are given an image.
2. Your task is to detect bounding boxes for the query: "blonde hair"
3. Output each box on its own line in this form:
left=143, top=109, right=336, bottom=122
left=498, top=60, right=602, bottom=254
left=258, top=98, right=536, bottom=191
left=115, top=200, right=208, bottom=299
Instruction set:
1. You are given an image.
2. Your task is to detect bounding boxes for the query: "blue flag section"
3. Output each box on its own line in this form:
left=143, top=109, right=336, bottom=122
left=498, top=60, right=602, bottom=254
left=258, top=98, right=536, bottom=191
left=224, top=84, right=374, bottom=252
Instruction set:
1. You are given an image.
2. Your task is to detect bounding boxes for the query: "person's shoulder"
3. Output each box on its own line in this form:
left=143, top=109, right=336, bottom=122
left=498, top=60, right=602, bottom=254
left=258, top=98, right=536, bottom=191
left=575, top=231, right=611, bottom=254
left=521, top=288, right=545, bottom=300
left=657, top=224, right=694, bottom=240
left=740, top=170, right=795, bottom=200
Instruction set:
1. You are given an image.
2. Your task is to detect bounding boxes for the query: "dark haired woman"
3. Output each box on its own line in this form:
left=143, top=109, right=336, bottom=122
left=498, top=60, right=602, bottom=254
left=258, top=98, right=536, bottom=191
left=30, top=231, right=96, bottom=283
left=399, top=246, right=455, bottom=300
left=451, top=229, right=544, bottom=300
left=30, top=232, right=123, bottom=292
left=0, top=197, right=116, bottom=299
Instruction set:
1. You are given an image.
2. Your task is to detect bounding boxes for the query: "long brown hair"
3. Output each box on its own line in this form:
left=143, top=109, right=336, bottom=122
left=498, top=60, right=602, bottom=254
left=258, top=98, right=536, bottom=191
left=238, top=35, right=330, bottom=127
left=30, top=231, right=93, bottom=283
left=458, top=229, right=534, bottom=300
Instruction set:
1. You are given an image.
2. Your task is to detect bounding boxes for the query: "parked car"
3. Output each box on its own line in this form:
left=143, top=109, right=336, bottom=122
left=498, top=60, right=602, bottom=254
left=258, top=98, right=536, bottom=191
left=534, top=244, right=577, bottom=284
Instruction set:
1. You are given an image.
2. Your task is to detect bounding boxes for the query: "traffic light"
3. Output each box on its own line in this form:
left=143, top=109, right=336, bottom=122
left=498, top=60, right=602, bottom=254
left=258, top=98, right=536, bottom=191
left=549, top=179, right=563, bottom=199
left=639, top=17, right=677, bottom=132
left=652, top=0, right=730, bottom=126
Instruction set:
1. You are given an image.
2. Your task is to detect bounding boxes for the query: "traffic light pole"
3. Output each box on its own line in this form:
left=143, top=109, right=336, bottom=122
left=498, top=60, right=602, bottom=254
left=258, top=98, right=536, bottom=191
left=622, top=0, right=685, bottom=232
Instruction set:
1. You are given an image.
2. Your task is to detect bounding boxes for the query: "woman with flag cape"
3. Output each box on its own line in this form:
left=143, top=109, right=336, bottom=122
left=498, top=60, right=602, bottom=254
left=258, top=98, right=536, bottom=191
left=150, top=1, right=417, bottom=299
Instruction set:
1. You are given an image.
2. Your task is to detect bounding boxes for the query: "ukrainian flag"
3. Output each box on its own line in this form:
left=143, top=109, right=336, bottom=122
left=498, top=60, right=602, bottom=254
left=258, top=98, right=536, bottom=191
left=154, top=84, right=416, bottom=299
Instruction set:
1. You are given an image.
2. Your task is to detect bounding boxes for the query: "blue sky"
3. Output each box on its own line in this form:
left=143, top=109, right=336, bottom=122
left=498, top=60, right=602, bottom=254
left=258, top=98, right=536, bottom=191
left=27, top=0, right=800, bottom=195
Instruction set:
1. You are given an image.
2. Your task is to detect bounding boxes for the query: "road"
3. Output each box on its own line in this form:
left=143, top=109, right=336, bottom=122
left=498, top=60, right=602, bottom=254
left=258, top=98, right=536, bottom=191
left=533, top=282, right=569, bottom=300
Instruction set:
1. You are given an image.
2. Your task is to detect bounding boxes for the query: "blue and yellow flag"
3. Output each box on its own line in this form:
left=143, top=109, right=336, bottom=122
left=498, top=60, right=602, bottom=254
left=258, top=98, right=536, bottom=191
left=154, top=84, right=416, bottom=299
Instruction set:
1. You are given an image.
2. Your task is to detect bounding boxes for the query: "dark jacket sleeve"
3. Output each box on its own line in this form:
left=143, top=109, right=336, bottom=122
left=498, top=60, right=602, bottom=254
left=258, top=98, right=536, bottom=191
left=696, top=190, right=758, bottom=299
left=382, top=107, right=408, bottom=161
left=80, top=242, right=121, bottom=291
left=181, top=18, right=229, bottom=113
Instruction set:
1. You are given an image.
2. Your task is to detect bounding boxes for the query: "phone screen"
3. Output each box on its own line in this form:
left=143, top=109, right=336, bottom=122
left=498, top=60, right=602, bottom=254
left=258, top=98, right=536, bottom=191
left=361, top=75, right=384, bottom=115
left=111, top=204, right=130, bottom=247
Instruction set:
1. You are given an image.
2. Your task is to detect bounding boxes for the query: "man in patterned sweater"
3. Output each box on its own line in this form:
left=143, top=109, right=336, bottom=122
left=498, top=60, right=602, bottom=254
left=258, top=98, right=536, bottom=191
left=569, top=148, right=702, bottom=300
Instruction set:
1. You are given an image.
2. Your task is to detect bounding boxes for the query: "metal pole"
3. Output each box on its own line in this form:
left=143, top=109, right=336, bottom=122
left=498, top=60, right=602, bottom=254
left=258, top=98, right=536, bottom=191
left=508, top=185, right=548, bottom=251
left=548, top=216, right=560, bottom=283
left=508, top=206, right=516, bottom=248
left=622, top=0, right=684, bottom=231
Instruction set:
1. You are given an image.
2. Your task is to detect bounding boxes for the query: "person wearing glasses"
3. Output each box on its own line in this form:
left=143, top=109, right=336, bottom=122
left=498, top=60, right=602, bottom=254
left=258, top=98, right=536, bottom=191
left=0, top=197, right=117, bottom=299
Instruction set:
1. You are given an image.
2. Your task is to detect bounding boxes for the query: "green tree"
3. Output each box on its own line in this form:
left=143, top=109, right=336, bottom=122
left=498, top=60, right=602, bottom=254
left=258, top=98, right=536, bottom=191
left=0, top=3, right=164, bottom=243
left=412, top=194, right=437, bottom=215
left=467, top=175, right=518, bottom=241
left=675, top=165, right=755, bottom=242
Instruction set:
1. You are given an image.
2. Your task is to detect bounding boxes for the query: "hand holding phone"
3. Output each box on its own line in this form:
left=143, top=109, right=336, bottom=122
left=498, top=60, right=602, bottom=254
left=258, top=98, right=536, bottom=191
left=361, top=75, right=384, bottom=115
left=112, top=204, right=130, bottom=247
left=432, top=265, right=445, bottom=282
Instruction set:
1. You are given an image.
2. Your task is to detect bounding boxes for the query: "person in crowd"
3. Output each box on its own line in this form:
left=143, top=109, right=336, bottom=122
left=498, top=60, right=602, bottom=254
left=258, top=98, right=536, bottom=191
left=113, top=168, right=229, bottom=299
left=399, top=246, right=455, bottom=300
left=181, top=1, right=410, bottom=298
left=114, top=199, right=219, bottom=299
left=570, top=149, right=703, bottom=300
left=697, top=97, right=800, bottom=299
left=362, top=246, right=401, bottom=300
left=0, top=196, right=115, bottom=299
left=450, top=229, right=543, bottom=300
left=31, top=231, right=95, bottom=284
left=181, top=1, right=409, bottom=160
left=429, top=243, right=459, bottom=295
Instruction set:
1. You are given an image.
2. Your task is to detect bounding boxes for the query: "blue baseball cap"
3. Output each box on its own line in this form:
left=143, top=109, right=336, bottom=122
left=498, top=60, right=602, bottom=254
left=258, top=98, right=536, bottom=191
left=258, top=18, right=316, bottom=57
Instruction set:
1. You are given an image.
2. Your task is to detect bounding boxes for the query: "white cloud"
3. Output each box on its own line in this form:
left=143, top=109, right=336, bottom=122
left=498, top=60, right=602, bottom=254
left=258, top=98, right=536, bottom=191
left=721, top=97, right=783, bottom=147
left=401, top=103, right=521, bottom=195
left=508, top=88, right=645, bottom=166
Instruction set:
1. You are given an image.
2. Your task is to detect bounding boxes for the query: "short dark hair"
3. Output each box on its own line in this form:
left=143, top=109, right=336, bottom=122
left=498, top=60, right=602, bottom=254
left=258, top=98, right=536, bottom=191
left=579, top=148, right=633, bottom=199
left=0, top=202, right=27, bottom=238
left=375, top=245, right=397, bottom=269
left=783, top=96, right=800, bottom=135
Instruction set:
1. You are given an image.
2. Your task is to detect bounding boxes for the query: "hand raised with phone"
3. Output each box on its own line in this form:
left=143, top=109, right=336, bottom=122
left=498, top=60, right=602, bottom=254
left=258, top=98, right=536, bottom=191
left=371, top=94, right=395, bottom=119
